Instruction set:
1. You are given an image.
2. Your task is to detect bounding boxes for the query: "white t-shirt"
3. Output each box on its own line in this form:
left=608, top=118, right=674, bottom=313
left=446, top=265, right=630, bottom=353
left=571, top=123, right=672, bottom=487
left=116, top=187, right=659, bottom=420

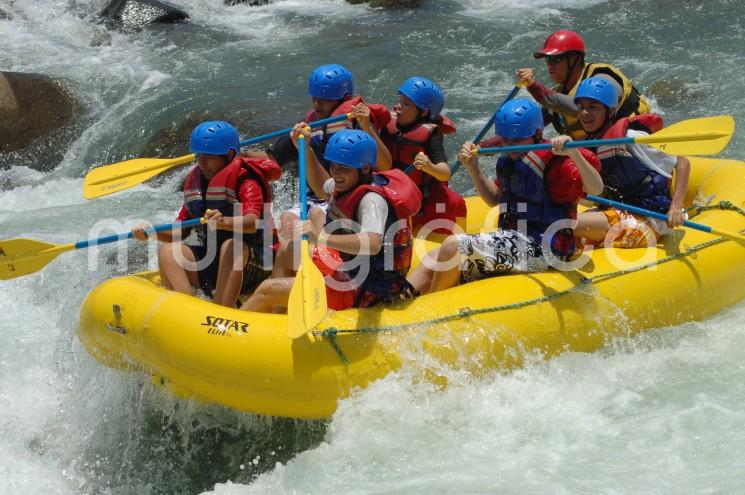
left=323, top=178, right=389, bottom=236
left=626, top=129, right=678, bottom=178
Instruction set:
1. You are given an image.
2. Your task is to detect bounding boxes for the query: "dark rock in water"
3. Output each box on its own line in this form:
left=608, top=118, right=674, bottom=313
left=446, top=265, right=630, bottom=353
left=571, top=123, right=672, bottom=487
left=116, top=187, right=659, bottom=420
left=138, top=109, right=288, bottom=191
left=0, top=9, right=12, bottom=20
left=141, top=110, right=285, bottom=159
left=0, top=72, right=77, bottom=155
left=224, top=0, right=271, bottom=5
left=648, top=76, right=706, bottom=108
left=100, top=0, right=189, bottom=31
left=346, top=0, right=425, bottom=7
left=90, top=26, right=113, bottom=47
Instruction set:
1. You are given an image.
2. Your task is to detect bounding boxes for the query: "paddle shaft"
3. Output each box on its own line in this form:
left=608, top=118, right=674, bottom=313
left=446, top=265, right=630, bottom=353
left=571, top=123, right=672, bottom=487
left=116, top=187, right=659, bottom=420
left=478, top=132, right=729, bottom=155
left=31, top=218, right=204, bottom=258
left=0, top=218, right=206, bottom=280
left=241, top=113, right=348, bottom=148
left=586, top=194, right=745, bottom=242
left=449, top=85, right=521, bottom=175
left=86, top=114, right=349, bottom=187
left=298, top=135, right=309, bottom=221
left=74, top=217, right=204, bottom=249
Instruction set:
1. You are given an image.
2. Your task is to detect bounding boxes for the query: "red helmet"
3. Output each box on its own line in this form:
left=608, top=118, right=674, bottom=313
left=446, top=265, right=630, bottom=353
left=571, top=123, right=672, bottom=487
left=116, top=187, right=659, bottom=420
left=533, top=30, right=586, bottom=59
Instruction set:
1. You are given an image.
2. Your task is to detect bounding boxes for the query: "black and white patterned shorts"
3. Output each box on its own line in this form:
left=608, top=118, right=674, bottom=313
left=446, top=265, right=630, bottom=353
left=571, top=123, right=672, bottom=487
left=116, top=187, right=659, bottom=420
left=455, top=229, right=546, bottom=284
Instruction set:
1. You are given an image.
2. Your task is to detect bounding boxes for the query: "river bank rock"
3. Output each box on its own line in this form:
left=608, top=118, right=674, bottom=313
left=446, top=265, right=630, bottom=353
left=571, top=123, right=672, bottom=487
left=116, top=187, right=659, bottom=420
left=141, top=110, right=285, bottom=158
left=137, top=109, right=290, bottom=191
left=0, top=72, right=77, bottom=155
left=100, top=0, right=189, bottom=30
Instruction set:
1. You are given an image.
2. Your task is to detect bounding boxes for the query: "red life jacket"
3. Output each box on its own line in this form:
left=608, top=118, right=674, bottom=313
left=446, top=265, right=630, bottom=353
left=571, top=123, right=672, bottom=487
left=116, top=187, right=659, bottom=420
left=326, top=169, right=422, bottom=274
left=593, top=114, right=671, bottom=213
left=183, top=157, right=280, bottom=245
left=304, top=95, right=391, bottom=169
left=381, top=114, right=456, bottom=189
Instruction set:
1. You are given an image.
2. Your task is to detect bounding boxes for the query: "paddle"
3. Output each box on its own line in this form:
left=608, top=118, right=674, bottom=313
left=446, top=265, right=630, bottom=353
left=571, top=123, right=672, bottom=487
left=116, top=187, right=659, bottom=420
left=449, top=85, right=522, bottom=175
left=477, top=115, right=734, bottom=156
left=587, top=194, right=745, bottom=244
left=83, top=113, right=351, bottom=200
left=0, top=217, right=204, bottom=280
left=287, top=134, right=328, bottom=338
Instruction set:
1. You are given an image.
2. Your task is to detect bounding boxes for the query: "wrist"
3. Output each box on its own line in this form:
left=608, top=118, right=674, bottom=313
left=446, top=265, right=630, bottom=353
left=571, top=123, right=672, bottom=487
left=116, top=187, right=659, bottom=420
left=316, top=229, right=329, bottom=246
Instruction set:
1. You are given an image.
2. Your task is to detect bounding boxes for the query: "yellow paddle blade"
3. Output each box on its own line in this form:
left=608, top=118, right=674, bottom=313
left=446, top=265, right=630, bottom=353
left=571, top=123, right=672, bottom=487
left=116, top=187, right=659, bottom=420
left=0, top=239, right=73, bottom=280
left=708, top=227, right=745, bottom=245
left=287, top=240, right=328, bottom=338
left=83, top=154, right=195, bottom=199
left=640, top=115, right=734, bottom=155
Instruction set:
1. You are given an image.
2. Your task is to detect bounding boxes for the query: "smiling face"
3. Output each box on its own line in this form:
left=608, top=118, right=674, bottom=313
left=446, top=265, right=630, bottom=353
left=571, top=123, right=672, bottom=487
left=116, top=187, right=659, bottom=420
left=311, top=97, right=342, bottom=119
left=576, top=97, right=612, bottom=134
left=396, top=94, right=424, bottom=126
left=329, top=163, right=370, bottom=192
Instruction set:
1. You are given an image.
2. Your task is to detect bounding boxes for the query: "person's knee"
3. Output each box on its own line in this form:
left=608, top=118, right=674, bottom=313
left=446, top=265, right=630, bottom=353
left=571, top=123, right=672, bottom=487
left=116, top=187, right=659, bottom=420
left=253, top=278, right=286, bottom=303
left=438, top=236, right=459, bottom=260
left=159, top=243, right=186, bottom=265
left=219, top=239, right=248, bottom=269
left=280, top=211, right=300, bottom=229
left=158, top=243, right=174, bottom=262
left=309, top=207, right=325, bottom=223
left=279, top=211, right=300, bottom=241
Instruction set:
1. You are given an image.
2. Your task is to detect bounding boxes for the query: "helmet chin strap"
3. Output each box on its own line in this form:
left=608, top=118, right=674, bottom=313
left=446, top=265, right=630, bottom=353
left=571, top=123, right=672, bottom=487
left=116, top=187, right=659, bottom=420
left=562, top=53, right=583, bottom=89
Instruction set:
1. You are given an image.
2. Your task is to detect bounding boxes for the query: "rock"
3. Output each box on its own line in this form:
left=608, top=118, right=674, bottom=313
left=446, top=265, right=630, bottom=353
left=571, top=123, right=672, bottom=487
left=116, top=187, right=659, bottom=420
left=90, top=26, right=113, bottom=47
left=100, top=0, right=189, bottom=31
left=0, top=72, right=77, bottom=155
left=0, top=9, right=12, bottom=20
left=138, top=109, right=287, bottom=191
left=140, top=110, right=277, bottom=159
left=648, top=76, right=706, bottom=108
left=345, top=0, right=425, bottom=7
left=224, top=0, right=271, bottom=5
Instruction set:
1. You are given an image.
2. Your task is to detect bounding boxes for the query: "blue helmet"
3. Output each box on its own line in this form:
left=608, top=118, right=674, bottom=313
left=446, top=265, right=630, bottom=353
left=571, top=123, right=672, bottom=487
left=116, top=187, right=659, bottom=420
left=189, top=121, right=240, bottom=155
left=573, top=76, right=620, bottom=109
left=324, top=129, right=377, bottom=169
left=307, top=64, right=354, bottom=100
left=398, top=76, right=445, bottom=118
left=494, top=98, right=544, bottom=139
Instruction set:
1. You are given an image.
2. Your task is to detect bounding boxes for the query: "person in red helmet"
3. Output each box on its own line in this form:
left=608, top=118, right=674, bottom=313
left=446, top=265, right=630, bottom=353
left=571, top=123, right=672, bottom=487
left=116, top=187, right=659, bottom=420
left=516, top=29, right=650, bottom=139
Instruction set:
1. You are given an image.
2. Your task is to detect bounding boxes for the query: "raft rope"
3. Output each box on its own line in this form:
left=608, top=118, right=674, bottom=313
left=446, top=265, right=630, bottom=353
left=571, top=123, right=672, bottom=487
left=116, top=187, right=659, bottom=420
left=314, top=201, right=745, bottom=365
left=688, top=199, right=745, bottom=217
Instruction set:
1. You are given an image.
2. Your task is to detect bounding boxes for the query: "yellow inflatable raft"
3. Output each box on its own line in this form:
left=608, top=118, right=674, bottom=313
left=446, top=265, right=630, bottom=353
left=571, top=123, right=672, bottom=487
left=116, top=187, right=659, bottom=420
left=78, top=156, right=745, bottom=419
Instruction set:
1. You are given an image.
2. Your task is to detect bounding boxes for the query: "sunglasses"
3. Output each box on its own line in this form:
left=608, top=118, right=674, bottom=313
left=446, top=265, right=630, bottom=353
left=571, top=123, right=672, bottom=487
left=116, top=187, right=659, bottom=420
left=545, top=54, right=567, bottom=64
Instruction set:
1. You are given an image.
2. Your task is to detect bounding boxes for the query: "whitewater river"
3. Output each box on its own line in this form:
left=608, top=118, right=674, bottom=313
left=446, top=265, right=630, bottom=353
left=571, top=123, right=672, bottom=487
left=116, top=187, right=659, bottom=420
left=2, top=0, right=745, bottom=493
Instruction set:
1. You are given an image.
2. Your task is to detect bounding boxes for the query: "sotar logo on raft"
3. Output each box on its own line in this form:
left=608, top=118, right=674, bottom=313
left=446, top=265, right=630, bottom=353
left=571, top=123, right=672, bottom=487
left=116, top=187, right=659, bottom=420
left=200, top=316, right=250, bottom=336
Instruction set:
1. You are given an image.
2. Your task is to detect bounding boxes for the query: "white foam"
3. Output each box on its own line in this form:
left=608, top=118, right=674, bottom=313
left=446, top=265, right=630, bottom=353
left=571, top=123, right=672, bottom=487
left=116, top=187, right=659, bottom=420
left=458, top=0, right=609, bottom=18
left=205, top=306, right=745, bottom=494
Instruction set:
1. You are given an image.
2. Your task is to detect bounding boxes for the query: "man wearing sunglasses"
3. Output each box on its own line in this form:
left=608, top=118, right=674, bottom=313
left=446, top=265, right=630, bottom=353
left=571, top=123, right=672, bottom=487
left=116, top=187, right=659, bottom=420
left=516, top=29, right=650, bottom=139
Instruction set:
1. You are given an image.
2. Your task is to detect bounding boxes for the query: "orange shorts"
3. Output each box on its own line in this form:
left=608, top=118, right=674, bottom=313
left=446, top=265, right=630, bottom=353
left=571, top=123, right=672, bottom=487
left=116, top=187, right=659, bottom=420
left=312, top=246, right=357, bottom=311
left=590, top=208, right=663, bottom=249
